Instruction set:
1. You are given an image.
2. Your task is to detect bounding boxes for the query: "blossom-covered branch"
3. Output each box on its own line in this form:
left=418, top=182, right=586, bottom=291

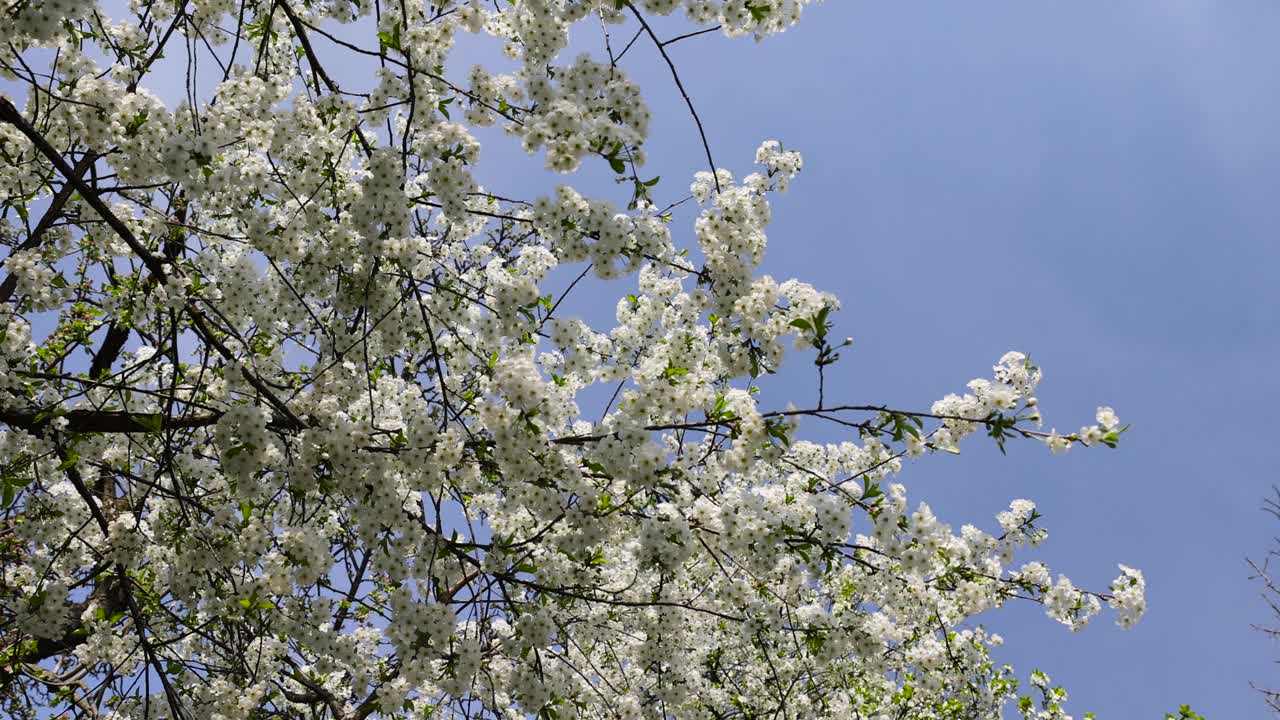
left=0, top=2, right=1144, bottom=719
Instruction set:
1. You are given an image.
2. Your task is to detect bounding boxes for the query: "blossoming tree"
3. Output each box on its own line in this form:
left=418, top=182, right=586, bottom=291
left=0, top=1, right=1149, bottom=718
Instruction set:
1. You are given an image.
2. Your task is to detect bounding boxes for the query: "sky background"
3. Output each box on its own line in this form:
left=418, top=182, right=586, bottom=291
left=13, top=0, right=1280, bottom=716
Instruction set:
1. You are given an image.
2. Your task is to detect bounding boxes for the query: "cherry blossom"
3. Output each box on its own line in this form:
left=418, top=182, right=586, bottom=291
left=0, top=1, right=1146, bottom=719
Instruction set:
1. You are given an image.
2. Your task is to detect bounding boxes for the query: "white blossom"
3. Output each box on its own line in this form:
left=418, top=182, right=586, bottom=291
left=0, top=2, right=1143, bottom=718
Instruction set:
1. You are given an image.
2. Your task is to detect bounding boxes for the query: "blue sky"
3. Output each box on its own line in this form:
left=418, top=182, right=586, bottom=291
left=14, top=0, right=1280, bottom=716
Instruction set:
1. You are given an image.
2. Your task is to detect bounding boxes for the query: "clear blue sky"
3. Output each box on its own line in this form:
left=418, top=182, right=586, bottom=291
left=25, top=0, right=1280, bottom=716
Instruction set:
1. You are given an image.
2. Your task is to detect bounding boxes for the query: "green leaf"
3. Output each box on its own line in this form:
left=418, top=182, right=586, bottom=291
left=814, top=306, right=831, bottom=339
left=376, top=24, right=401, bottom=53
left=766, top=420, right=792, bottom=447
left=661, top=364, right=689, bottom=381
left=57, top=450, right=79, bottom=471
left=133, top=414, right=164, bottom=434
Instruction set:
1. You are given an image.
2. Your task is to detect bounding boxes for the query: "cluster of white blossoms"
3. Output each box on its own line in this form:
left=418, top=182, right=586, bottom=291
left=0, top=0, right=94, bottom=43
left=3, top=253, right=55, bottom=312
left=0, top=314, right=36, bottom=401
left=532, top=184, right=674, bottom=276
left=1109, top=564, right=1147, bottom=629
left=0, top=1, right=1149, bottom=719
left=517, top=54, right=651, bottom=173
